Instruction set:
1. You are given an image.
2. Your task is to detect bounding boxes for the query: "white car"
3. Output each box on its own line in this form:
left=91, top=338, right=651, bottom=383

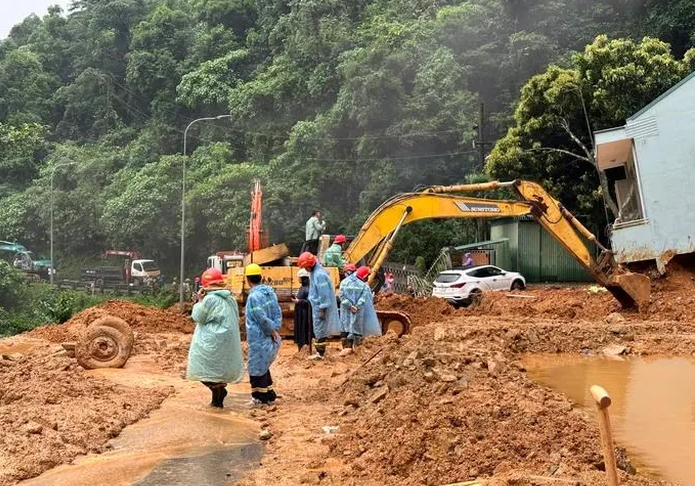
left=431, top=265, right=526, bottom=307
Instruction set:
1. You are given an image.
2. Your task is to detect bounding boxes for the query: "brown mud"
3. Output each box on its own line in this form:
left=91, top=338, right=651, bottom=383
left=3, top=263, right=695, bottom=486
left=0, top=345, right=172, bottom=485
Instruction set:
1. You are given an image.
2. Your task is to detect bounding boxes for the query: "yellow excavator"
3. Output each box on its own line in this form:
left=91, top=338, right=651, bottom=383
left=224, top=180, right=650, bottom=336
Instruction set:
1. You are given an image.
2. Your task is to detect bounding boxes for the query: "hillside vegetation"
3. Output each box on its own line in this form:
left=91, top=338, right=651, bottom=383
left=1, top=0, right=694, bottom=273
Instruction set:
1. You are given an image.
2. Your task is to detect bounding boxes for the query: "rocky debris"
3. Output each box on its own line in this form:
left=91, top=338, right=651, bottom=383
left=332, top=322, right=641, bottom=486
left=602, top=344, right=628, bottom=357
left=259, top=429, right=273, bottom=440
left=605, top=312, right=626, bottom=325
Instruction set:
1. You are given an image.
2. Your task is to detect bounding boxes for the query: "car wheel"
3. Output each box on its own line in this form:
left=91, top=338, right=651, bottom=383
left=511, top=279, right=525, bottom=291
left=467, top=289, right=483, bottom=307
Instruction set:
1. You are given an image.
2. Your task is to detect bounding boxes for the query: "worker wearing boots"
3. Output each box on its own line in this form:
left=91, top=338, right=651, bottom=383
left=293, top=268, right=313, bottom=352
left=297, top=252, right=341, bottom=359
left=245, top=264, right=283, bottom=405
left=338, top=263, right=358, bottom=348
left=186, top=268, right=244, bottom=408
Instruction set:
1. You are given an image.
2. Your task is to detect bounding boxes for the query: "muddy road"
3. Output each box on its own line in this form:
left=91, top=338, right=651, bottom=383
left=1, top=280, right=693, bottom=486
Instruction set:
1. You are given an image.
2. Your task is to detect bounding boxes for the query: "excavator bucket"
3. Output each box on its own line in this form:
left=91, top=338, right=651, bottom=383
left=606, top=272, right=651, bottom=310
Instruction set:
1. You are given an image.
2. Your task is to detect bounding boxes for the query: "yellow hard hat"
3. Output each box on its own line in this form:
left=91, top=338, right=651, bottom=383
left=245, top=263, right=262, bottom=276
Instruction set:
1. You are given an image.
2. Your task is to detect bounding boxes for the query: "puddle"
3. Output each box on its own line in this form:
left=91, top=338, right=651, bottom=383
left=525, top=355, right=695, bottom=485
left=19, top=356, right=261, bottom=486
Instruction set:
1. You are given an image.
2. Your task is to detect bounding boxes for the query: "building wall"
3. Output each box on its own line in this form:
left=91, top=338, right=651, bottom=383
left=611, top=74, right=695, bottom=264
left=490, top=220, right=519, bottom=270
left=491, top=219, right=593, bottom=283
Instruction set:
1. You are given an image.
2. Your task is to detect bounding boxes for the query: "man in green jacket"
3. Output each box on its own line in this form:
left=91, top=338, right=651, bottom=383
left=323, top=234, right=346, bottom=269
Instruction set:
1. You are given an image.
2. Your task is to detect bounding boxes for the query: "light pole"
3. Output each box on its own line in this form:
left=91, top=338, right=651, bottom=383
left=50, top=161, right=77, bottom=285
left=180, top=114, right=232, bottom=311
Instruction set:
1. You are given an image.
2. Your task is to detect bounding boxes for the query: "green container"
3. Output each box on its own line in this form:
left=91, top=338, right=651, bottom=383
left=490, top=218, right=593, bottom=283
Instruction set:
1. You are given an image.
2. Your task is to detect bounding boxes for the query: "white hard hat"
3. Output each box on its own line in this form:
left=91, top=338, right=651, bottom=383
left=298, top=269, right=310, bottom=278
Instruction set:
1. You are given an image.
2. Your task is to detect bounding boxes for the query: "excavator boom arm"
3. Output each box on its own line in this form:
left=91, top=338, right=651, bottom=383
left=343, top=193, right=533, bottom=264
left=343, top=180, right=649, bottom=309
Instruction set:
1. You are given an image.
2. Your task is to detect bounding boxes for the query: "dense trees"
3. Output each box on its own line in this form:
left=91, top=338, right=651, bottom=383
left=488, top=36, right=694, bottom=232
left=0, top=0, right=693, bottom=275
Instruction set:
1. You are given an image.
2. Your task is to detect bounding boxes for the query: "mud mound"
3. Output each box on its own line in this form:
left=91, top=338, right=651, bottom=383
left=329, top=325, right=661, bottom=485
left=0, top=346, right=172, bottom=485
left=29, top=300, right=194, bottom=343
left=376, top=294, right=462, bottom=327
left=469, top=287, right=619, bottom=320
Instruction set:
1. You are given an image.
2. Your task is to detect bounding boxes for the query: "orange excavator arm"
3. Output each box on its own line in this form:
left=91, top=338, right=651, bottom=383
left=343, top=180, right=649, bottom=309
left=247, top=180, right=263, bottom=253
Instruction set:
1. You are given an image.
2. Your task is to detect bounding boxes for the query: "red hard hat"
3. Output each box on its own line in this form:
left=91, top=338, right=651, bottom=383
left=201, top=268, right=224, bottom=287
left=356, top=266, right=370, bottom=281
left=334, top=234, right=346, bottom=244
left=297, top=252, right=317, bottom=269
left=344, top=263, right=357, bottom=273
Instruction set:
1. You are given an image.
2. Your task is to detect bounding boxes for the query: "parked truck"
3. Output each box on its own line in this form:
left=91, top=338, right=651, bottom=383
left=0, top=240, right=51, bottom=280
left=63, top=250, right=161, bottom=291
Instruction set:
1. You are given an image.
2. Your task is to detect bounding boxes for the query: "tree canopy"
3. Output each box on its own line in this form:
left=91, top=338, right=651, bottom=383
left=0, top=0, right=693, bottom=274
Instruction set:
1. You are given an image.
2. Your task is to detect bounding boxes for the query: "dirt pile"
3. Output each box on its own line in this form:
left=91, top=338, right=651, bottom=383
left=28, top=300, right=194, bottom=343
left=379, top=276, right=695, bottom=323
left=0, top=345, right=172, bottom=485
left=328, top=324, right=670, bottom=486
left=376, top=293, right=461, bottom=327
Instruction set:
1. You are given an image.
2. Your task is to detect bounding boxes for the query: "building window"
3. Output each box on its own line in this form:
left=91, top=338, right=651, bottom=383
left=597, top=138, right=645, bottom=225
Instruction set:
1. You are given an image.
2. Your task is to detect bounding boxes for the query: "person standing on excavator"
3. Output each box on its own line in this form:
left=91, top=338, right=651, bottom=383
left=244, top=264, right=282, bottom=405
left=323, top=234, right=346, bottom=269
left=186, top=268, right=244, bottom=408
left=297, top=252, right=341, bottom=359
left=302, top=210, right=325, bottom=255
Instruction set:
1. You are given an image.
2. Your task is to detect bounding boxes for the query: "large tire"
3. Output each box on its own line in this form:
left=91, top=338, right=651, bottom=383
left=87, top=316, right=134, bottom=350
left=76, top=325, right=132, bottom=370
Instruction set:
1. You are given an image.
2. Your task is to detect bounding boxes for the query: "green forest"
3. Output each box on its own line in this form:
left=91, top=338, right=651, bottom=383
left=1, top=0, right=695, bottom=276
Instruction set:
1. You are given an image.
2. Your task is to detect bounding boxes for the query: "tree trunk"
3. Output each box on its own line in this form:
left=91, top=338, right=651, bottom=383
left=597, top=166, right=619, bottom=218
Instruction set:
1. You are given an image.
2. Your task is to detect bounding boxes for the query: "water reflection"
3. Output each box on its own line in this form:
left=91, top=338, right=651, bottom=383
left=525, top=355, right=695, bottom=485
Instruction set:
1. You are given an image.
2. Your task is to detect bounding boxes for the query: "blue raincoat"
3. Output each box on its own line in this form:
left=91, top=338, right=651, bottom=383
left=187, top=290, right=244, bottom=383
left=308, top=262, right=341, bottom=339
left=245, top=284, right=282, bottom=377
left=339, top=275, right=381, bottom=338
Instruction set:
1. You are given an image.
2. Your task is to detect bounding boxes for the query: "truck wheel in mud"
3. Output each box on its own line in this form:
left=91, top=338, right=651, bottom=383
left=76, top=325, right=132, bottom=369
left=511, top=279, right=525, bottom=291
left=87, top=315, right=135, bottom=350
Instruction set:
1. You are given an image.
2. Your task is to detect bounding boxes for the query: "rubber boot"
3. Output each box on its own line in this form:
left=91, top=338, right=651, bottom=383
left=212, top=386, right=227, bottom=408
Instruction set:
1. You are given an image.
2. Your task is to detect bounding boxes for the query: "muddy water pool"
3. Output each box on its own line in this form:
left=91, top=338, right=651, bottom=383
left=524, top=355, right=695, bottom=485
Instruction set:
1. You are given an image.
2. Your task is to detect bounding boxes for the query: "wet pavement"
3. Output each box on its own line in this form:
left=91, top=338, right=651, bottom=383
left=19, top=356, right=261, bottom=486
left=525, top=355, right=695, bottom=485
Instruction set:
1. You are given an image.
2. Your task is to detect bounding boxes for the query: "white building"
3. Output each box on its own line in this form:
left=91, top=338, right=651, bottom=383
left=594, top=71, right=695, bottom=272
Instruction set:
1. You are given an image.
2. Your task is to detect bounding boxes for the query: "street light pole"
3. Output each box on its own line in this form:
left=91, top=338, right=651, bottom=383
left=50, top=162, right=77, bottom=285
left=180, top=114, right=232, bottom=312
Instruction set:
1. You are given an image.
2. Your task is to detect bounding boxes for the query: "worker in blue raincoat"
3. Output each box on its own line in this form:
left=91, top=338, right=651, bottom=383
left=345, top=266, right=382, bottom=346
left=297, top=252, right=340, bottom=359
left=186, top=268, right=244, bottom=408
left=244, top=263, right=282, bottom=405
left=338, top=264, right=358, bottom=348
